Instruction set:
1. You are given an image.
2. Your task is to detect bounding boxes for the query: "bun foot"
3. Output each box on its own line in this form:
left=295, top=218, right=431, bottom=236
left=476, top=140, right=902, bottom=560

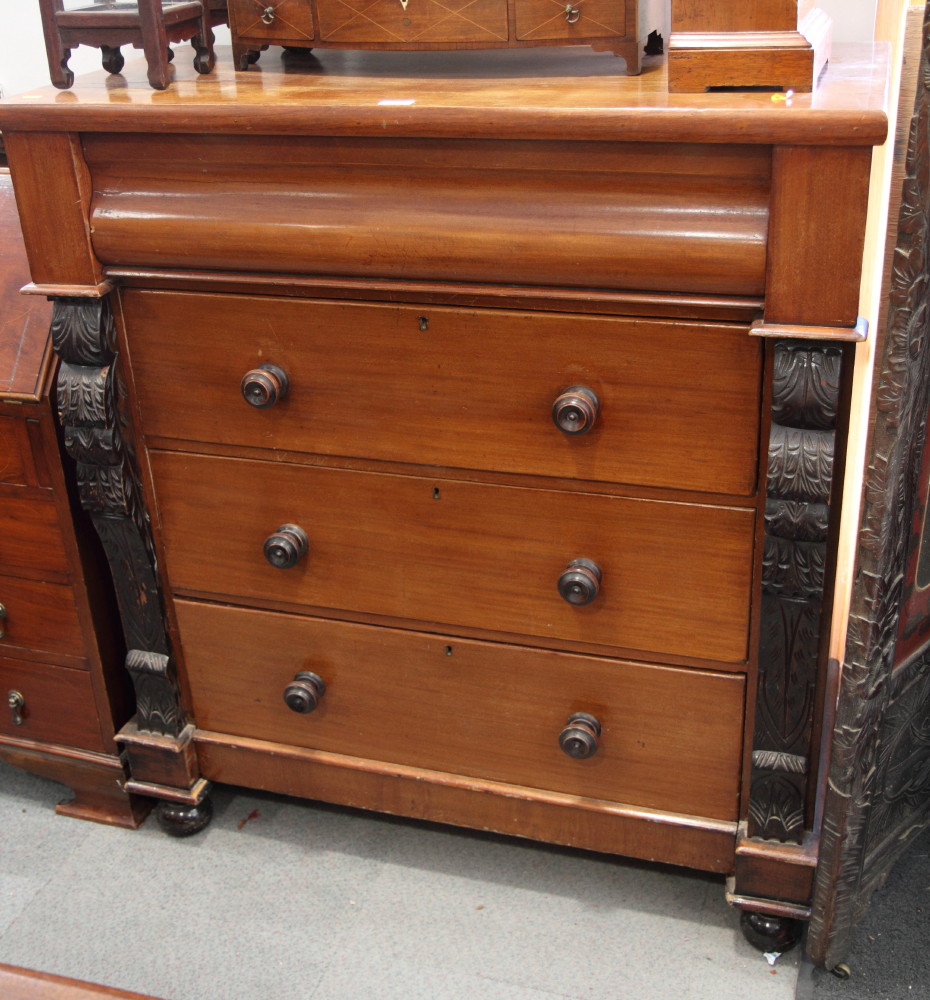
left=155, top=796, right=213, bottom=837
left=739, top=910, right=804, bottom=953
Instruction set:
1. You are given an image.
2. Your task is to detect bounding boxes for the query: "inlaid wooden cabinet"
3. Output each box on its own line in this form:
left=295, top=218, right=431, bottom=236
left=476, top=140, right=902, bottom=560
left=0, top=170, right=144, bottom=828
left=227, top=0, right=643, bottom=71
left=0, top=42, right=894, bottom=959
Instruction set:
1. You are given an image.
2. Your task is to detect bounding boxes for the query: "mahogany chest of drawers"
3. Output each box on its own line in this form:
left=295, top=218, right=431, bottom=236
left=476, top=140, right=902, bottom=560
left=0, top=44, right=890, bottom=954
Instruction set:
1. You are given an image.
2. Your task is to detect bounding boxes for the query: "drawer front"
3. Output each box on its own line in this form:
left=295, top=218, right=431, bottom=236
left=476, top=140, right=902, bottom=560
left=318, top=0, right=507, bottom=42
left=0, top=574, right=85, bottom=659
left=515, top=0, right=628, bottom=41
left=125, top=292, right=762, bottom=496
left=0, top=656, right=104, bottom=750
left=229, top=0, right=314, bottom=43
left=151, top=451, right=755, bottom=663
left=0, top=416, right=31, bottom=487
left=177, top=600, right=745, bottom=820
left=0, top=495, right=69, bottom=580
left=86, top=135, right=770, bottom=297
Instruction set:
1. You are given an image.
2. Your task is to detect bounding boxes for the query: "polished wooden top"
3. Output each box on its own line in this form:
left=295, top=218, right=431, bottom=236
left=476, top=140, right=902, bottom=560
left=0, top=171, right=52, bottom=401
left=0, top=45, right=889, bottom=144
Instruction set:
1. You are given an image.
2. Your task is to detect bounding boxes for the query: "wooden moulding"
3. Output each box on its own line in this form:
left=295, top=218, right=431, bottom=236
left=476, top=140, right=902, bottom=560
left=750, top=317, right=869, bottom=342
left=117, top=720, right=200, bottom=791
left=669, top=6, right=832, bottom=94
left=194, top=731, right=739, bottom=873
left=732, top=830, right=818, bottom=906
left=0, top=738, right=148, bottom=829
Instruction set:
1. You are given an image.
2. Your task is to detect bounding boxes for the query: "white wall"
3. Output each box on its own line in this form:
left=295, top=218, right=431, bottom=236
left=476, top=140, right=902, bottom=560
left=0, top=0, right=881, bottom=98
left=819, top=0, right=878, bottom=43
left=0, top=0, right=230, bottom=97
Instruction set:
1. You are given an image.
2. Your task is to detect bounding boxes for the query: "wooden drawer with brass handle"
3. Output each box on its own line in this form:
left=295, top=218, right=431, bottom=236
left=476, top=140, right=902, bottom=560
left=0, top=657, right=105, bottom=751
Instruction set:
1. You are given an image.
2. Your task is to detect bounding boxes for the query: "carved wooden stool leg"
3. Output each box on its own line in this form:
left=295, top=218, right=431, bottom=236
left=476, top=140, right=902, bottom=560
left=740, top=911, right=804, bottom=953
left=191, top=2, right=216, bottom=75
left=100, top=45, right=125, bottom=74
left=37, top=0, right=74, bottom=89
left=138, top=0, right=172, bottom=90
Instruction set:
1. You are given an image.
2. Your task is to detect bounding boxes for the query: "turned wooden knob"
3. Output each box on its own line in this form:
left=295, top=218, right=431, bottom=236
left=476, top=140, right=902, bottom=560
left=263, top=524, right=309, bottom=569
left=283, top=672, right=326, bottom=713
left=559, top=712, right=601, bottom=759
left=558, top=558, right=601, bottom=606
left=241, top=363, right=289, bottom=409
left=552, top=385, right=599, bottom=435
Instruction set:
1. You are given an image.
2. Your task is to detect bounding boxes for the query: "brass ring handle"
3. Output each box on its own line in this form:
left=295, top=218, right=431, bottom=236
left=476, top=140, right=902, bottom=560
left=283, top=672, right=326, bottom=714
left=242, top=363, right=289, bottom=409
left=263, top=524, right=309, bottom=570
left=558, top=558, right=602, bottom=606
left=559, top=712, right=601, bottom=759
left=261, top=6, right=276, bottom=24
left=564, top=4, right=581, bottom=24
left=552, top=385, right=599, bottom=435
left=8, top=690, right=25, bottom=726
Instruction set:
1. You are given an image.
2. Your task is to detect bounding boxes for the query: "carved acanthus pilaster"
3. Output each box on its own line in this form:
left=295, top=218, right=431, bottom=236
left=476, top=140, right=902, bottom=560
left=749, top=340, right=842, bottom=842
left=52, top=296, right=184, bottom=737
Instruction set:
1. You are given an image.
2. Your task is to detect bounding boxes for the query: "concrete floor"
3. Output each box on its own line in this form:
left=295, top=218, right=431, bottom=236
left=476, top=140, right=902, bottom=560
left=0, top=760, right=801, bottom=999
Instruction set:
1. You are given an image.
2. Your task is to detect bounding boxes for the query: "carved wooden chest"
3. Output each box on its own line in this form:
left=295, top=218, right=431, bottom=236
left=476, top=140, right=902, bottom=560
left=0, top=42, right=899, bottom=961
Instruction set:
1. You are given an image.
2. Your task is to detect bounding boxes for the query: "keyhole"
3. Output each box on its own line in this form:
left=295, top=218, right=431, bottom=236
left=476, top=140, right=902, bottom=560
left=418, top=316, right=429, bottom=331
left=432, top=487, right=441, bottom=500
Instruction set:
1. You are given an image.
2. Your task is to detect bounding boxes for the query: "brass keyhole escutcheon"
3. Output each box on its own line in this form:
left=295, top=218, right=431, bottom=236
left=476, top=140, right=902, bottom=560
left=0, top=602, right=6, bottom=640
left=8, top=690, right=25, bottom=726
left=564, top=3, right=581, bottom=23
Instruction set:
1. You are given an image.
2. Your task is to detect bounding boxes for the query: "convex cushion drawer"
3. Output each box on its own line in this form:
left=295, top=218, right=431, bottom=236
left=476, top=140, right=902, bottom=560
left=176, top=600, right=745, bottom=821
left=149, top=451, right=756, bottom=664
left=123, top=292, right=763, bottom=496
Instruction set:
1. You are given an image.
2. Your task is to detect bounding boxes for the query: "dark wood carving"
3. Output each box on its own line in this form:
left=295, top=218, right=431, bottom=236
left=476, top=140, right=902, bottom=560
left=52, top=297, right=185, bottom=737
left=749, top=341, right=841, bottom=842
left=809, top=6, right=930, bottom=967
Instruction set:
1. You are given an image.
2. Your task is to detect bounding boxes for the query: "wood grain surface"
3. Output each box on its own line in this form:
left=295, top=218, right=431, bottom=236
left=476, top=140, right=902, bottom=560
left=0, top=45, right=888, bottom=146
left=176, top=598, right=745, bottom=819
left=149, top=450, right=756, bottom=663
left=122, top=290, right=763, bottom=496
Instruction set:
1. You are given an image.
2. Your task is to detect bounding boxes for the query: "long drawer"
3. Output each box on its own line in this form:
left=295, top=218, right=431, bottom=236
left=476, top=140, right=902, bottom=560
left=176, top=599, right=745, bottom=821
left=123, top=292, right=762, bottom=496
left=150, top=451, right=756, bottom=663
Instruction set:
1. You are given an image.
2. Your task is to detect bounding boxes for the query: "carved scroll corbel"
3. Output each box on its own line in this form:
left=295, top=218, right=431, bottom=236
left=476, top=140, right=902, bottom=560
left=52, top=296, right=185, bottom=738
left=748, top=340, right=842, bottom=842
